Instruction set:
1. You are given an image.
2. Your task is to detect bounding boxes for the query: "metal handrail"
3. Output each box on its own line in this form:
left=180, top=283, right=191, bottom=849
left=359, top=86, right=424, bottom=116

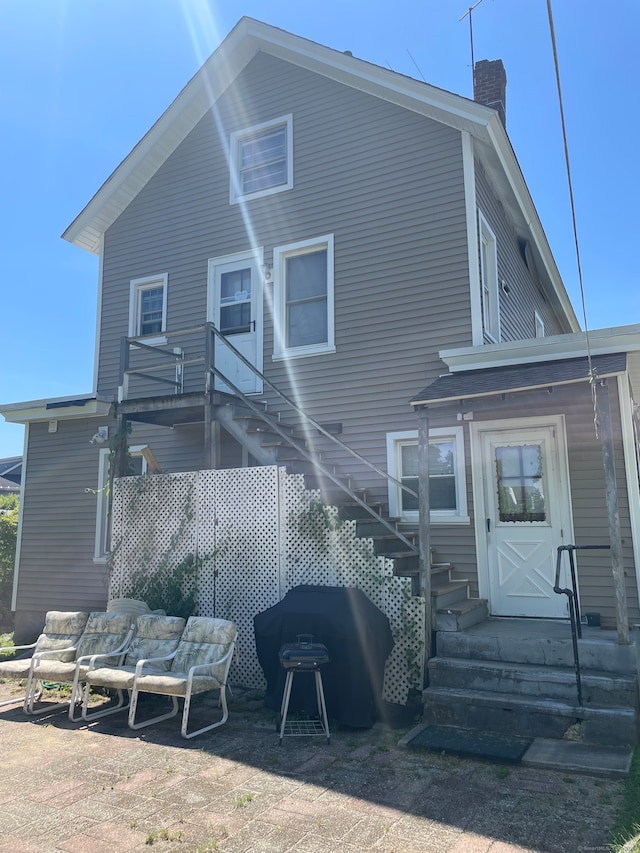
left=204, top=324, right=418, bottom=503
left=554, top=543, right=611, bottom=706
left=118, top=323, right=421, bottom=556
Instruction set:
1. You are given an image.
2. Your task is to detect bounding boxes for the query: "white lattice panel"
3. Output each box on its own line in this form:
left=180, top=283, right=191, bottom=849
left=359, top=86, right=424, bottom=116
left=280, top=473, right=424, bottom=704
left=198, top=467, right=280, bottom=689
left=110, top=466, right=424, bottom=706
left=110, top=473, right=198, bottom=601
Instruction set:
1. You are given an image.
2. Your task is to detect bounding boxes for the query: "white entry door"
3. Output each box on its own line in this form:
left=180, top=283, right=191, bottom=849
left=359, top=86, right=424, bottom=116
left=209, top=251, right=263, bottom=394
left=479, top=422, right=572, bottom=618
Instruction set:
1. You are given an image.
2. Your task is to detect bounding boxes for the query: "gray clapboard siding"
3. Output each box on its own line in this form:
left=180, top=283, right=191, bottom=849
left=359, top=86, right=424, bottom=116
left=95, top=51, right=471, bottom=496
left=449, top=380, right=639, bottom=623
left=17, top=419, right=110, bottom=613
left=475, top=164, right=566, bottom=340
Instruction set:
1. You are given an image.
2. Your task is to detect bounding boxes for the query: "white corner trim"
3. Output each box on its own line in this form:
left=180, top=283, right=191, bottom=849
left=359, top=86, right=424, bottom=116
left=462, top=132, right=483, bottom=347
left=11, top=424, right=29, bottom=611
left=92, top=235, right=104, bottom=393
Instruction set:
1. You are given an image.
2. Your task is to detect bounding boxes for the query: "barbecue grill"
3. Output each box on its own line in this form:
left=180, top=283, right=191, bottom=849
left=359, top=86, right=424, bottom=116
left=278, top=635, right=330, bottom=743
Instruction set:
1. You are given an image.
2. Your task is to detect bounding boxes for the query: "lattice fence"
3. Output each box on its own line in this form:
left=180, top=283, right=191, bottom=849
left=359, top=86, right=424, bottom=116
left=110, top=466, right=424, bottom=705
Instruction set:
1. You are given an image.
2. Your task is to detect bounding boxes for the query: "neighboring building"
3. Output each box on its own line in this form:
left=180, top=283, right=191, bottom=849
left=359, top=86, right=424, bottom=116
left=1, top=20, right=640, bottom=743
left=0, top=457, right=21, bottom=493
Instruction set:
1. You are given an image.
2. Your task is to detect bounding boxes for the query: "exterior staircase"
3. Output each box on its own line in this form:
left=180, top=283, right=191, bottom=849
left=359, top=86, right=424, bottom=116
left=423, top=618, right=640, bottom=747
left=220, top=397, right=488, bottom=630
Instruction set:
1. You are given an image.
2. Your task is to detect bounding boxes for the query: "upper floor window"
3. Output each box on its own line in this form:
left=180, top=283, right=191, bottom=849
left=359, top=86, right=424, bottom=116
left=273, top=235, right=335, bottom=359
left=386, top=428, right=469, bottom=523
left=129, top=274, right=168, bottom=342
left=478, top=212, right=500, bottom=342
left=229, top=115, right=293, bottom=204
left=535, top=311, right=545, bottom=338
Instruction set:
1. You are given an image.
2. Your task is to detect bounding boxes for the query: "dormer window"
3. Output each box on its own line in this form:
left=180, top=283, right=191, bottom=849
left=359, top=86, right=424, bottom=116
left=229, top=115, right=293, bottom=204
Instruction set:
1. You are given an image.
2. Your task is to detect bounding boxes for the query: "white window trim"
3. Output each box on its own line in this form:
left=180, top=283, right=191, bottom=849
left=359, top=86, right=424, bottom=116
left=534, top=310, right=545, bottom=338
left=478, top=212, right=500, bottom=343
left=94, top=445, right=148, bottom=563
left=128, top=274, right=168, bottom=345
left=273, top=234, right=335, bottom=360
left=229, top=114, right=293, bottom=204
left=386, top=427, right=469, bottom=523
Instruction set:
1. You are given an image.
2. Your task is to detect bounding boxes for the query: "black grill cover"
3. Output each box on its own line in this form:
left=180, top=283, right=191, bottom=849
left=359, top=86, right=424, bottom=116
left=254, top=585, right=394, bottom=728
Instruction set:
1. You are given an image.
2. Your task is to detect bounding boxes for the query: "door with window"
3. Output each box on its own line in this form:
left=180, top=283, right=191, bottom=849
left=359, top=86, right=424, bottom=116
left=479, top=422, right=572, bottom=618
left=209, top=252, right=263, bottom=394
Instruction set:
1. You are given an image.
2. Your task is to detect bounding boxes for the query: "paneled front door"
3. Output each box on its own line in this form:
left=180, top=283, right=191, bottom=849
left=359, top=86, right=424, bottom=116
left=477, top=421, right=572, bottom=618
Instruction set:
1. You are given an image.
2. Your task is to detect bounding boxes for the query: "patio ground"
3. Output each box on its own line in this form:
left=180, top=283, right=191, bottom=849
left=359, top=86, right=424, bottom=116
left=0, top=679, right=624, bottom=853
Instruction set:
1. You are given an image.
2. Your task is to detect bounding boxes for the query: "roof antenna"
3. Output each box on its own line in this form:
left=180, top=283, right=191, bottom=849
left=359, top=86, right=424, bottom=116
left=406, top=49, right=427, bottom=82
left=459, top=0, right=486, bottom=88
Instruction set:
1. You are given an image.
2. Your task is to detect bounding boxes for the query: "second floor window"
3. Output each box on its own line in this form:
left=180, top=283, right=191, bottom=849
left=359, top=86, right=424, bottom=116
left=230, top=115, right=293, bottom=203
left=478, top=212, right=500, bottom=342
left=129, top=274, right=168, bottom=341
left=273, top=235, right=335, bottom=358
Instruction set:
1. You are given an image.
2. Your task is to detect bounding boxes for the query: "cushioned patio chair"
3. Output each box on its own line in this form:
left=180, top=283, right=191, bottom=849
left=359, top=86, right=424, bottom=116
left=26, top=610, right=135, bottom=719
left=0, top=611, right=89, bottom=709
left=128, top=616, right=237, bottom=739
left=81, top=613, right=186, bottom=722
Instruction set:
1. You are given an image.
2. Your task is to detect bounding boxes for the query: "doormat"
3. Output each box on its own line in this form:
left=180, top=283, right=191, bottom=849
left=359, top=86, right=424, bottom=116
left=406, top=725, right=532, bottom=763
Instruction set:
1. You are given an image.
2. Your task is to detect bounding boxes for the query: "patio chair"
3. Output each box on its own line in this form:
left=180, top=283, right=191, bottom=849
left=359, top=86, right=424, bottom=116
left=0, top=611, right=89, bottom=709
left=128, top=616, right=237, bottom=739
left=81, top=613, right=186, bottom=722
left=25, top=610, right=135, bottom=719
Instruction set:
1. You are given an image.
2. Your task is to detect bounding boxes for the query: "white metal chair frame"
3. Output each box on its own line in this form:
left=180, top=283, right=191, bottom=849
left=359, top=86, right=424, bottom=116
left=128, top=642, right=236, bottom=739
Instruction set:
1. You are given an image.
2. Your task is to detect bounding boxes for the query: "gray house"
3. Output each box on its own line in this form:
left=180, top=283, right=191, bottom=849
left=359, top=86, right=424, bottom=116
left=3, top=18, right=640, bottom=744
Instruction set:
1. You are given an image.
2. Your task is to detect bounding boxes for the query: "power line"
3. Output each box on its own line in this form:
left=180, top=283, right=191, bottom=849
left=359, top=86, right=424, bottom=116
left=546, top=0, right=599, bottom=434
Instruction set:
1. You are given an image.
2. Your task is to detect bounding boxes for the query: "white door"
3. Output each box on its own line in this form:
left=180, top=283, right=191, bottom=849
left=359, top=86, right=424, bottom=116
left=480, top=423, right=571, bottom=618
left=209, top=252, right=263, bottom=394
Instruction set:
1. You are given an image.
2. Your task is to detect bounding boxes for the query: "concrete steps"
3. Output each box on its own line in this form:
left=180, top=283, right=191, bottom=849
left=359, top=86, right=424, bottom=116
left=424, top=619, right=640, bottom=747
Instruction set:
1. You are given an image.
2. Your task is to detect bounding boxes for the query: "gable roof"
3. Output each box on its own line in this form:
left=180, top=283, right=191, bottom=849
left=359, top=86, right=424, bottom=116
left=62, top=16, right=578, bottom=331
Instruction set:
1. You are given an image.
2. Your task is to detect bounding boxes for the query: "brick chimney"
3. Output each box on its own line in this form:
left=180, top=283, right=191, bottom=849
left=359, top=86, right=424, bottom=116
left=473, top=59, right=507, bottom=128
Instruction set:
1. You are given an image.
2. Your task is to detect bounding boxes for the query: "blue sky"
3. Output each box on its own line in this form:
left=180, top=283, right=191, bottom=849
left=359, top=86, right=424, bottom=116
left=1, top=0, right=638, bottom=458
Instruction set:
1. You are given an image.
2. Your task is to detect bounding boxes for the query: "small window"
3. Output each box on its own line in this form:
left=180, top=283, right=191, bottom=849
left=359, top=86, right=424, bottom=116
left=230, top=115, right=293, bottom=203
left=219, top=268, right=252, bottom=335
left=94, top=446, right=147, bottom=561
left=478, top=212, right=500, bottom=342
left=535, top=311, right=545, bottom=338
left=273, top=235, right=335, bottom=358
left=386, top=428, right=469, bottom=523
left=129, top=275, right=168, bottom=342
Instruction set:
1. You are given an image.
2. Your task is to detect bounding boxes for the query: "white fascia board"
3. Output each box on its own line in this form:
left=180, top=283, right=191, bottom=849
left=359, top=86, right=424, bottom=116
left=0, top=395, right=112, bottom=424
left=440, top=323, right=640, bottom=372
left=481, top=120, right=580, bottom=333
left=62, top=17, right=496, bottom=255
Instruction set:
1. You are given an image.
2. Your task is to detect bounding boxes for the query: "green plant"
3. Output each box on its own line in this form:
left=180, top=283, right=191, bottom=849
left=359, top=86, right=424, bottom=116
left=123, top=552, right=199, bottom=619
left=234, top=793, right=253, bottom=808
left=610, top=747, right=640, bottom=852
left=0, top=495, right=18, bottom=628
left=296, top=500, right=344, bottom=552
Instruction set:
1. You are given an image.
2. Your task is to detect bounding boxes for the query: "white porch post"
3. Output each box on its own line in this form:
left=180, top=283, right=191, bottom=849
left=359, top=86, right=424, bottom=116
left=596, top=378, right=629, bottom=644
left=417, top=406, right=432, bottom=684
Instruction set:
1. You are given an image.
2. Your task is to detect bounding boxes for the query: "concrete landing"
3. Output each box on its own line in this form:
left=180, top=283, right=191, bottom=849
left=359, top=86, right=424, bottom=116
left=522, top=737, right=633, bottom=778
